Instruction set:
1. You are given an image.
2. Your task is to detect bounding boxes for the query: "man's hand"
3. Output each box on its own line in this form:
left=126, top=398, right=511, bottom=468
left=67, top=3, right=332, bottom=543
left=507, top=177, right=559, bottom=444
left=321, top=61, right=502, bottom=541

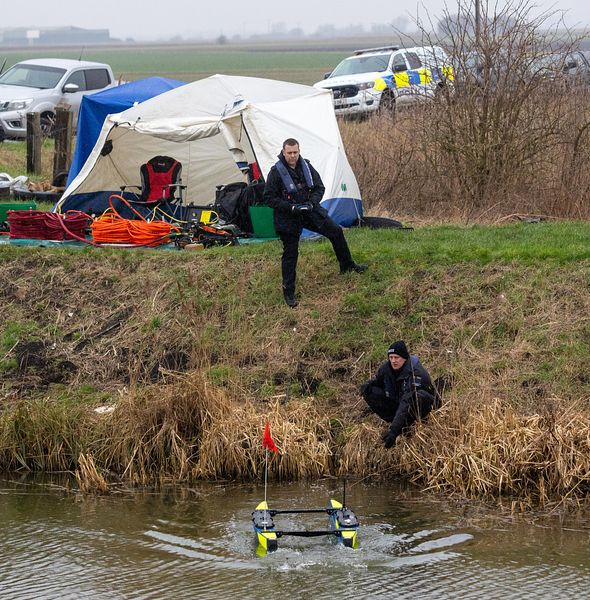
left=382, top=430, right=398, bottom=449
left=291, top=203, right=313, bottom=214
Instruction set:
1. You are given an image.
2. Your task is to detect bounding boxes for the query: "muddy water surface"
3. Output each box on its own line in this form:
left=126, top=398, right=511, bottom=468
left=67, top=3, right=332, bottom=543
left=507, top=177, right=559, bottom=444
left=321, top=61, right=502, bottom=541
left=1, top=476, right=589, bottom=599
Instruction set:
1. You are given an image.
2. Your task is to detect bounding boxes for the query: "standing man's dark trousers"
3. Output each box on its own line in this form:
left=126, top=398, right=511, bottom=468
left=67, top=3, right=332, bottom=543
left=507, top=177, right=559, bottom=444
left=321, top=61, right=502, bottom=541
left=361, top=385, right=434, bottom=436
left=279, top=213, right=354, bottom=296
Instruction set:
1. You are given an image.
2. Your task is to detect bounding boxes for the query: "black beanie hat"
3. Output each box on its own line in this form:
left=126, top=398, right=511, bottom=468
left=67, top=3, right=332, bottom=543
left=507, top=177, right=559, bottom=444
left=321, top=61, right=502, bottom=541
left=387, top=340, right=409, bottom=360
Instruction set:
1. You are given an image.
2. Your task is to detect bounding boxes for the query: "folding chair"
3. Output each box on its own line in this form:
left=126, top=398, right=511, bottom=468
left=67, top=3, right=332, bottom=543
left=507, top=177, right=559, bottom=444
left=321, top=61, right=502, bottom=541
left=120, top=156, right=186, bottom=205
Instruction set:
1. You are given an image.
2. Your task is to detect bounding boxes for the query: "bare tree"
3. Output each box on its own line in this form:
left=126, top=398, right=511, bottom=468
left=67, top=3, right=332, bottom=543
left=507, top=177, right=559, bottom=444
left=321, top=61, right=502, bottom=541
left=342, top=0, right=590, bottom=221
left=427, top=0, right=590, bottom=217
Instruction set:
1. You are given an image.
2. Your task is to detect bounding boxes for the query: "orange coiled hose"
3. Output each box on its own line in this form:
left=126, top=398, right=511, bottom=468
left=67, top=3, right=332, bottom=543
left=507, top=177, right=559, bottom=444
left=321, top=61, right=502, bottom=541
left=91, top=214, right=133, bottom=244
left=90, top=195, right=181, bottom=247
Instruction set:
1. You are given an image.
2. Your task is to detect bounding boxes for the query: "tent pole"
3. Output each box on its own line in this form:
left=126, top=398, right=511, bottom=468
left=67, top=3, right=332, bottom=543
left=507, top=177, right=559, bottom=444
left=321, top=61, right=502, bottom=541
left=240, top=115, right=265, bottom=184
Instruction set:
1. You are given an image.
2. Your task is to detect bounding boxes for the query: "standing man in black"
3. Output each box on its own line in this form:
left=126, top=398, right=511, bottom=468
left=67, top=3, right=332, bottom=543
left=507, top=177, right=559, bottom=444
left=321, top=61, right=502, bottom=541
left=263, top=138, right=367, bottom=307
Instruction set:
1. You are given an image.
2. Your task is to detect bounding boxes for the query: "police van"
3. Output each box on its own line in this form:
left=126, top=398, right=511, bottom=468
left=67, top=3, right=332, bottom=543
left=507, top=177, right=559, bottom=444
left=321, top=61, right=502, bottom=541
left=313, top=45, right=452, bottom=117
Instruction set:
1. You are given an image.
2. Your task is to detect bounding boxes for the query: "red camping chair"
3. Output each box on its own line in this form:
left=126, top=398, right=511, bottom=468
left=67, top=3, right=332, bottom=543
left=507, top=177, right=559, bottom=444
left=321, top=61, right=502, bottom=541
left=120, top=156, right=186, bottom=205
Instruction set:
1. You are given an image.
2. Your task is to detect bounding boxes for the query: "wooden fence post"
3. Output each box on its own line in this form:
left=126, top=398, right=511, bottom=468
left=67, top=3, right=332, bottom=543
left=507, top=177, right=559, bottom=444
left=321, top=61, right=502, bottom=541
left=26, top=112, right=42, bottom=175
left=52, top=106, right=73, bottom=184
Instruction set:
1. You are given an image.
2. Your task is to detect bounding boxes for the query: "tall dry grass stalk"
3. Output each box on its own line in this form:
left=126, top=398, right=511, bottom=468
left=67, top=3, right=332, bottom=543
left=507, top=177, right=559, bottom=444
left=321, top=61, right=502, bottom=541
left=75, top=453, right=109, bottom=494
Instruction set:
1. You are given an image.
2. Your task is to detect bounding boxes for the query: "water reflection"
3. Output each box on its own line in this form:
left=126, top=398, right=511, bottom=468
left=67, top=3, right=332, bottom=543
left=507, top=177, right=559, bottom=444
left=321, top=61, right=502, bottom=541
left=0, top=475, right=588, bottom=599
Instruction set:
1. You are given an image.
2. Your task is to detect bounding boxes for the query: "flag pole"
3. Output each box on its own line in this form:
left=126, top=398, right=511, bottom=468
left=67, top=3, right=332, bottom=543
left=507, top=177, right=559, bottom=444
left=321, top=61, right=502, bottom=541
left=264, top=446, right=268, bottom=506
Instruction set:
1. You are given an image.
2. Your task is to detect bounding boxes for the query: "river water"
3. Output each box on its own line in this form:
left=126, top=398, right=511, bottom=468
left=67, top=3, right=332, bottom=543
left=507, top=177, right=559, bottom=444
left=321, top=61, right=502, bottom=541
left=1, top=475, right=589, bottom=599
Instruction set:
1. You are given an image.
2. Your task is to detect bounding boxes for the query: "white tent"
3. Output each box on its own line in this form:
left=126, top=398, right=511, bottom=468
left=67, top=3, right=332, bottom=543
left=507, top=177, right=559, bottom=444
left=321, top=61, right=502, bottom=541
left=57, top=74, right=362, bottom=225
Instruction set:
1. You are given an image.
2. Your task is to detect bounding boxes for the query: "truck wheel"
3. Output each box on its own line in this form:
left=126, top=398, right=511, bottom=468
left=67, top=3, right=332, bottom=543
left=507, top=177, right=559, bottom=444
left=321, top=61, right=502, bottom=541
left=40, top=112, right=56, bottom=138
left=378, top=91, right=396, bottom=117
left=434, top=82, right=447, bottom=100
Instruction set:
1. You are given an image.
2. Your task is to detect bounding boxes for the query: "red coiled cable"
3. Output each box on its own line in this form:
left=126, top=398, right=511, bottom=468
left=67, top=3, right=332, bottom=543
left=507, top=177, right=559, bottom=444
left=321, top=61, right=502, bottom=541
left=8, top=210, right=89, bottom=241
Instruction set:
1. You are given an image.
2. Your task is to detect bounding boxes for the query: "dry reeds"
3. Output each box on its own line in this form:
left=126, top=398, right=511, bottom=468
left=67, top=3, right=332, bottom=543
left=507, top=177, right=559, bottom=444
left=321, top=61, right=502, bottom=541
left=75, top=453, right=109, bottom=494
left=389, top=397, right=590, bottom=507
left=195, top=399, right=332, bottom=480
left=1, top=369, right=589, bottom=506
left=0, top=397, right=95, bottom=472
left=100, top=371, right=218, bottom=483
left=97, top=371, right=333, bottom=483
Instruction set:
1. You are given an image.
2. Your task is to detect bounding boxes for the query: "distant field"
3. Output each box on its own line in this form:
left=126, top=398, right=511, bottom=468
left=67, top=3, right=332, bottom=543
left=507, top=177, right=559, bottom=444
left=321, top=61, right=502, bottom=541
left=0, top=38, right=394, bottom=85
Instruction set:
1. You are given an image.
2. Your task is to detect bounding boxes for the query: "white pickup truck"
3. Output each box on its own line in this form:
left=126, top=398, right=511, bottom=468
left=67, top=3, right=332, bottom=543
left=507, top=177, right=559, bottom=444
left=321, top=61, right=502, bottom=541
left=0, top=58, right=116, bottom=140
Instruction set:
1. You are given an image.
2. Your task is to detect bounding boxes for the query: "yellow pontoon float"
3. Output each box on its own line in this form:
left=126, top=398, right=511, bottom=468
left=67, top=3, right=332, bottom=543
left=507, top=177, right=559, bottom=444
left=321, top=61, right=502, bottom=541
left=252, top=497, right=359, bottom=555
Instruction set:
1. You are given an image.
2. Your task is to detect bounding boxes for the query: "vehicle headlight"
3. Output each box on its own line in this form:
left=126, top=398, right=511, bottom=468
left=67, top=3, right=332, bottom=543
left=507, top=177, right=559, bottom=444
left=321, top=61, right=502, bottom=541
left=357, top=82, right=375, bottom=90
left=0, top=99, right=33, bottom=112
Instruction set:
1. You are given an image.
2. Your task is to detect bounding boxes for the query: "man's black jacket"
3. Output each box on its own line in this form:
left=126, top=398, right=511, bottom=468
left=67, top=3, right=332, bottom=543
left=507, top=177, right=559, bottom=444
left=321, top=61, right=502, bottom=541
left=263, top=153, right=329, bottom=235
left=365, top=355, right=435, bottom=436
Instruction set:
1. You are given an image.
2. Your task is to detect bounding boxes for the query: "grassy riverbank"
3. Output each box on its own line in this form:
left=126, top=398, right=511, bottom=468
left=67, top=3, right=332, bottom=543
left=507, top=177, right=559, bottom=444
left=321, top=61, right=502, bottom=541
left=1, top=222, right=589, bottom=507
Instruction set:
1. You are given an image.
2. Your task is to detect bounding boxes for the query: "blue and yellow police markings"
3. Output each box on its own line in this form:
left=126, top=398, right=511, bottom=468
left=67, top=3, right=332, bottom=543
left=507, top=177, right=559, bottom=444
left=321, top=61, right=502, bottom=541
left=374, top=66, right=454, bottom=92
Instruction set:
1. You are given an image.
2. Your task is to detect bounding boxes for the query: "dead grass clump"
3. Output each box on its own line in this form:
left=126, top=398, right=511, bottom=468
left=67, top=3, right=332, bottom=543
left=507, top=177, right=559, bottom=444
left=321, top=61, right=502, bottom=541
left=0, top=398, right=94, bottom=472
left=195, top=399, right=333, bottom=480
left=102, top=371, right=222, bottom=483
left=98, top=371, right=334, bottom=483
left=396, top=398, right=590, bottom=505
left=337, top=422, right=400, bottom=476
left=75, top=453, right=109, bottom=494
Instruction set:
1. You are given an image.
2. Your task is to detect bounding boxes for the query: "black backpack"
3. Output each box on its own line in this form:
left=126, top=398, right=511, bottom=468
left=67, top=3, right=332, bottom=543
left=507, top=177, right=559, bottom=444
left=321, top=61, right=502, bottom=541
left=215, top=182, right=265, bottom=234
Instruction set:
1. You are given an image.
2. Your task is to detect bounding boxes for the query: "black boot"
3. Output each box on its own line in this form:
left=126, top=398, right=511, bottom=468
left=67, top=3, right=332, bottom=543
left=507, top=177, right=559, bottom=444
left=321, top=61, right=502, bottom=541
left=341, top=262, right=368, bottom=274
left=283, top=290, right=298, bottom=308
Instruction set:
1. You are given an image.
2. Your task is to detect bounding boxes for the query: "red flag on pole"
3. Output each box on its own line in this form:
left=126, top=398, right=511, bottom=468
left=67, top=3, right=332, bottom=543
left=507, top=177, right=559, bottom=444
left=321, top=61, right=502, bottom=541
left=262, top=421, right=279, bottom=453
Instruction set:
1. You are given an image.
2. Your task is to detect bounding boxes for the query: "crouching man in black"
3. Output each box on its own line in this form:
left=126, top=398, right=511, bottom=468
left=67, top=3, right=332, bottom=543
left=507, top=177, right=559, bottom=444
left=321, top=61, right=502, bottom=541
left=263, top=138, right=367, bottom=308
left=361, top=340, right=436, bottom=449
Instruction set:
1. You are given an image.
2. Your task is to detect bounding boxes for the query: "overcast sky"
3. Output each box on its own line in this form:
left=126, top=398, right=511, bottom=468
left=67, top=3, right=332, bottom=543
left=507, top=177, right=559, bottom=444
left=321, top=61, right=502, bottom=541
left=3, top=0, right=589, bottom=40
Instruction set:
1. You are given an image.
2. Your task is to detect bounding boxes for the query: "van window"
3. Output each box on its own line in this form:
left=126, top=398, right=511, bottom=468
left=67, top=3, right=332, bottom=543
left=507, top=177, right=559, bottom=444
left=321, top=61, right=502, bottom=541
left=0, top=64, right=66, bottom=89
left=84, top=69, right=111, bottom=90
left=407, top=52, right=422, bottom=69
left=65, top=70, right=86, bottom=91
left=330, top=53, right=392, bottom=77
left=391, top=53, right=408, bottom=72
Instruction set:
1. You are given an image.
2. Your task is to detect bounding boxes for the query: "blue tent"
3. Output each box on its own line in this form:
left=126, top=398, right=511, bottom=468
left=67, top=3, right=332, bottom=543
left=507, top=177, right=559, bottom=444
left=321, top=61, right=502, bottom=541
left=66, top=77, right=186, bottom=187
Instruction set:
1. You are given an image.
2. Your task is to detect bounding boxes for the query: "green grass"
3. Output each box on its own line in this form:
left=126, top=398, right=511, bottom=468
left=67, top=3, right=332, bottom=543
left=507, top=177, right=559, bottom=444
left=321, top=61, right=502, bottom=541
left=3, top=221, right=587, bottom=400
left=0, top=139, right=55, bottom=181
left=1, top=321, right=40, bottom=351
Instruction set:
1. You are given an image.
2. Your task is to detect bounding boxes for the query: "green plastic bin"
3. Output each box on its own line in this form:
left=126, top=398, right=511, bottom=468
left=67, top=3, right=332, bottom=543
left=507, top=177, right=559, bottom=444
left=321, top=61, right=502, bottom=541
left=248, top=205, right=277, bottom=239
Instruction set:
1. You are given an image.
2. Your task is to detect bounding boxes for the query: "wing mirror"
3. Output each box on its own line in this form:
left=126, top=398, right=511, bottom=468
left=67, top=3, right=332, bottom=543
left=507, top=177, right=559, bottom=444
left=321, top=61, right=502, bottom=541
left=323, top=72, right=332, bottom=79
left=63, top=83, right=80, bottom=93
